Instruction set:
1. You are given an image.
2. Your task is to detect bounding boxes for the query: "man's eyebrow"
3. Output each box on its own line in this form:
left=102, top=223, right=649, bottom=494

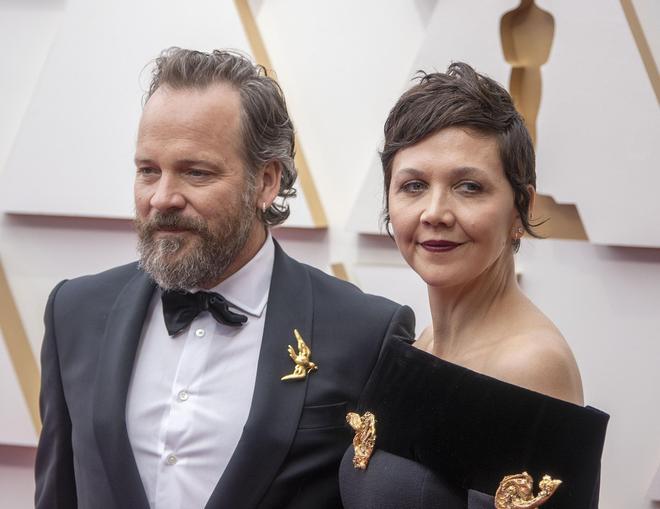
left=133, top=158, right=223, bottom=171
left=175, top=159, right=222, bottom=171
left=134, top=157, right=156, bottom=166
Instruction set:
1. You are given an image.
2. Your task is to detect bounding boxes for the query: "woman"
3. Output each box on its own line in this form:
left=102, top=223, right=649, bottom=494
left=339, top=63, right=608, bottom=508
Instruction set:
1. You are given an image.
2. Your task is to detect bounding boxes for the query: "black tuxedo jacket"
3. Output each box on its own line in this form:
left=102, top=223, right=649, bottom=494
left=35, top=241, right=415, bottom=509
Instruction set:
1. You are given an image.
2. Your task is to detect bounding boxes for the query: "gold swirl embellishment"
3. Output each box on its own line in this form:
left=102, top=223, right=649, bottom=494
left=346, top=411, right=376, bottom=470
left=494, top=471, right=562, bottom=509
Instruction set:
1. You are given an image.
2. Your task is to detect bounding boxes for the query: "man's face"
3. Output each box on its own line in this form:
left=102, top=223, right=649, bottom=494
left=134, top=83, right=262, bottom=290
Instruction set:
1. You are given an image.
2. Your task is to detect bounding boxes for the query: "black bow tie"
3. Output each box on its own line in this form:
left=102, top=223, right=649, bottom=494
left=161, top=290, right=247, bottom=336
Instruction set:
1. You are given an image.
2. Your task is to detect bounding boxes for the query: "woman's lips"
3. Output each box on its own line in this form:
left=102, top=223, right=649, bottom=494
left=419, top=240, right=463, bottom=252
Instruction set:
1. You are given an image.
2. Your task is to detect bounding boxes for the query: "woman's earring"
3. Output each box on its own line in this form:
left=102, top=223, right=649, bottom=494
left=262, top=202, right=267, bottom=214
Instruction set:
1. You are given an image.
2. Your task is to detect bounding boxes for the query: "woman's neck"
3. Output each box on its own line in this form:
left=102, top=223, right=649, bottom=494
left=427, top=255, right=524, bottom=360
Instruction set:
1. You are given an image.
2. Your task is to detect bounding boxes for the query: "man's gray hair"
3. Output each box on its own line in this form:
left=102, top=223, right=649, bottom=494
left=145, top=47, right=297, bottom=227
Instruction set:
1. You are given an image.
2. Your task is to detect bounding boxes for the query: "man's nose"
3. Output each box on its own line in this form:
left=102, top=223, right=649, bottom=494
left=149, top=175, right=186, bottom=211
left=420, top=190, right=456, bottom=228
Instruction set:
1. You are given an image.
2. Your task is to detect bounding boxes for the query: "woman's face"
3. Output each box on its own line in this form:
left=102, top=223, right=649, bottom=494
left=388, top=127, right=519, bottom=289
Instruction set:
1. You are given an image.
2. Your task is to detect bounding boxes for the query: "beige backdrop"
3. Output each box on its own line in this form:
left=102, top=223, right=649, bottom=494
left=0, top=1, right=658, bottom=508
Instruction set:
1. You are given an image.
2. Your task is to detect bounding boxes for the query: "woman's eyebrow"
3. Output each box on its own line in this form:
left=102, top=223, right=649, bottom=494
left=394, top=166, right=488, bottom=179
left=450, top=166, right=488, bottom=178
left=393, top=167, right=425, bottom=179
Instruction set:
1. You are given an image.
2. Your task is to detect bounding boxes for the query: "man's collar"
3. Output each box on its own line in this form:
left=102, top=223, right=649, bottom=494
left=202, top=234, right=274, bottom=317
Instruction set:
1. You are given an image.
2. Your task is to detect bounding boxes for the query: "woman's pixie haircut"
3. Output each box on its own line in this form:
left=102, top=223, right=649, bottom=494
left=381, top=62, right=539, bottom=251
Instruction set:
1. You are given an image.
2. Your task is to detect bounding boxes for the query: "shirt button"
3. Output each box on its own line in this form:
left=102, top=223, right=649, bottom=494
left=195, top=328, right=205, bottom=338
left=177, top=390, right=189, bottom=402
left=166, top=454, right=178, bottom=465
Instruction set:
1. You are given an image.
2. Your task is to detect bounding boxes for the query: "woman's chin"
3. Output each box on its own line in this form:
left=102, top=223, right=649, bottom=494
left=416, top=270, right=466, bottom=290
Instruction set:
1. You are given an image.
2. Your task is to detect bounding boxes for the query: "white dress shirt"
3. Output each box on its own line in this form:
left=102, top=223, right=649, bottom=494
left=126, top=236, right=274, bottom=509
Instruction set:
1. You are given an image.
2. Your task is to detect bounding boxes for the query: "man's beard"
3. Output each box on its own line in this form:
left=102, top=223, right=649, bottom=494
left=135, top=192, right=255, bottom=291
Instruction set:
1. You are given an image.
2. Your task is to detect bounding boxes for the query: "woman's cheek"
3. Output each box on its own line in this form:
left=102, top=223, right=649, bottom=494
left=392, top=212, right=415, bottom=246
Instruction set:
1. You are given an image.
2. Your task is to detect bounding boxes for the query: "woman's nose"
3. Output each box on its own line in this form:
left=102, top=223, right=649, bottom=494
left=420, top=192, right=456, bottom=228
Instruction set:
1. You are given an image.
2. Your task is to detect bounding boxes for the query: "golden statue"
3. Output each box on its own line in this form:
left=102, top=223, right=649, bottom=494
left=495, top=471, right=562, bottom=509
left=346, top=411, right=376, bottom=470
left=281, top=329, right=318, bottom=381
left=500, top=0, right=555, bottom=145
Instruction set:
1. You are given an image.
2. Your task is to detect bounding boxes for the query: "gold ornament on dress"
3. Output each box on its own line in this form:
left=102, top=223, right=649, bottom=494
left=494, top=471, right=562, bottom=509
left=346, top=411, right=376, bottom=470
left=280, top=329, right=318, bottom=381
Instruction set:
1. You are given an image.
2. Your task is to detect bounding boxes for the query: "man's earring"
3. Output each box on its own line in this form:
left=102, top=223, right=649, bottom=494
left=262, top=202, right=267, bottom=214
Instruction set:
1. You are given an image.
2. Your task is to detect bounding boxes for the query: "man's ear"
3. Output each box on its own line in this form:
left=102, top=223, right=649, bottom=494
left=257, top=160, right=283, bottom=209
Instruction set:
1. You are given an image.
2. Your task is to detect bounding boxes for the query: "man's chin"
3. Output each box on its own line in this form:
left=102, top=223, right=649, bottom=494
left=160, top=240, right=198, bottom=260
left=140, top=235, right=198, bottom=265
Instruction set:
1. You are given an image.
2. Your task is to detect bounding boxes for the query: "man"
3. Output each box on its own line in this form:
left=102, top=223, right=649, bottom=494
left=35, top=48, right=414, bottom=509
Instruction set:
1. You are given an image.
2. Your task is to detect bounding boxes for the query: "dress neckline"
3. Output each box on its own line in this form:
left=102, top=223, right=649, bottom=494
left=355, top=335, right=609, bottom=508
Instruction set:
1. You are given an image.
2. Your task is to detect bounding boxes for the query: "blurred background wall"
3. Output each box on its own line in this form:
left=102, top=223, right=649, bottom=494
left=0, top=0, right=658, bottom=507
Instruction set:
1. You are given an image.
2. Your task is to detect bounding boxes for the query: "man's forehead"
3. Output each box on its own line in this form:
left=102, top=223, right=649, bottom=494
left=144, top=82, right=241, bottom=112
left=139, top=83, right=242, bottom=136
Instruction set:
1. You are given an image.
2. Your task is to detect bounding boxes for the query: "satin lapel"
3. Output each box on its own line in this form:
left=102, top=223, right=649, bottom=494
left=92, top=269, right=155, bottom=509
left=205, top=242, right=314, bottom=509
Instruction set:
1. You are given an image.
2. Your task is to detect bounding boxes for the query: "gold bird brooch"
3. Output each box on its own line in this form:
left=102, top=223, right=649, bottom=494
left=281, top=329, right=317, bottom=381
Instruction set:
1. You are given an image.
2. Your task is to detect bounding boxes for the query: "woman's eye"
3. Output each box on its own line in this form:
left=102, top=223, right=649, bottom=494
left=401, top=181, right=426, bottom=193
left=456, top=181, right=482, bottom=193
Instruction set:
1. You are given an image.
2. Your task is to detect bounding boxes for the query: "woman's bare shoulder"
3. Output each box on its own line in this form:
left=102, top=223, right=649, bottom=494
left=413, top=325, right=433, bottom=352
left=488, top=322, right=584, bottom=405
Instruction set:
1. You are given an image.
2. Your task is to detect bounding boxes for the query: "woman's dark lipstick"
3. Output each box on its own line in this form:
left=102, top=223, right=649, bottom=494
left=419, top=240, right=463, bottom=252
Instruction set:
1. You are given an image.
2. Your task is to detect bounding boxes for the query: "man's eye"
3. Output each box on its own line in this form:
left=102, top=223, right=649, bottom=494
left=137, top=167, right=158, bottom=176
left=456, top=181, right=482, bottom=193
left=187, top=169, right=210, bottom=177
left=401, top=181, right=426, bottom=193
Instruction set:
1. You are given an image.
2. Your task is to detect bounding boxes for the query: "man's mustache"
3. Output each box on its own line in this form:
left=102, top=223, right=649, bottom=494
left=137, top=212, right=207, bottom=235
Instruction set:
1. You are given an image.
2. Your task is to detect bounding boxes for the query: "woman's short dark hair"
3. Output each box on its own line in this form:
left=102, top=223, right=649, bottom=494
left=145, top=47, right=297, bottom=227
left=381, top=62, right=538, bottom=251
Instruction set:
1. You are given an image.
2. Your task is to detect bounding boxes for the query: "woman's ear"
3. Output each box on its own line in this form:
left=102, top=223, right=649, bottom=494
left=527, top=184, right=537, bottom=220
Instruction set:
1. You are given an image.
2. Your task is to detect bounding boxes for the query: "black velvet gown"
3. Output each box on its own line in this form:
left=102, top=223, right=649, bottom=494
left=339, top=336, right=609, bottom=509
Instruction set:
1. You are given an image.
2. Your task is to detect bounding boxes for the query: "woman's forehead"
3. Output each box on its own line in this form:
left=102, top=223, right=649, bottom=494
left=391, top=128, right=502, bottom=176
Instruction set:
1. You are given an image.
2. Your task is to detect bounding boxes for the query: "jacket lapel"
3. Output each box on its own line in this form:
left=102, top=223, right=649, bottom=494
left=93, top=268, right=155, bottom=509
left=205, top=241, right=314, bottom=509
